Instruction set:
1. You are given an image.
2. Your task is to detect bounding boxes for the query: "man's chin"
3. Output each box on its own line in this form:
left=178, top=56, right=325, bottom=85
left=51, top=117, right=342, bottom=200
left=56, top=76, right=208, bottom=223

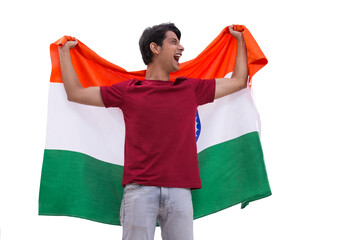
left=170, top=67, right=179, bottom=73
left=173, top=63, right=180, bottom=72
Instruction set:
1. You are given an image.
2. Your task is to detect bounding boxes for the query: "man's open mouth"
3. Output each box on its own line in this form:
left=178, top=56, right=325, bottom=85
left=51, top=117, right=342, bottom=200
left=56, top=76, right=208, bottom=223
left=174, top=53, right=181, bottom=63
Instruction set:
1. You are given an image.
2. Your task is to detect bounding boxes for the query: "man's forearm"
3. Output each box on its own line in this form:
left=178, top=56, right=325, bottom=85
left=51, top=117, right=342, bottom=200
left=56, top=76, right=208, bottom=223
left=210, top=26, right=249, bottom=99
left=231, top=35, right=248, bottom=87
left=58, top=48, right=84, bottom=100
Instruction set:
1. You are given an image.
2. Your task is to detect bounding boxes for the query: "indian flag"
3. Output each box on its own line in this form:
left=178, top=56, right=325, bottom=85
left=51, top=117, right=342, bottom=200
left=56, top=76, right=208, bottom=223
left=39, top=25, right=271, bottom=225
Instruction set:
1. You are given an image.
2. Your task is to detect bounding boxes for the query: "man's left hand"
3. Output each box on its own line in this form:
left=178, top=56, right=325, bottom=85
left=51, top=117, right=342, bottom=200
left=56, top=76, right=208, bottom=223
left=229, top=25, right=244, bottom=40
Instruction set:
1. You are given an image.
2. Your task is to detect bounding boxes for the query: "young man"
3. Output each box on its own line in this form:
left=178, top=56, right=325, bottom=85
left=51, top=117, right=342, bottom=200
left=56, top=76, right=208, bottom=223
left=58, top=23, right=248, bottom=240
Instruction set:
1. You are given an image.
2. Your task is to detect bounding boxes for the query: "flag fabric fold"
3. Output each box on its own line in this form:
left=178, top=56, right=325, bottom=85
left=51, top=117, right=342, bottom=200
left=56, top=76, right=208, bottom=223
left=39, top=25, right=271, bottom=225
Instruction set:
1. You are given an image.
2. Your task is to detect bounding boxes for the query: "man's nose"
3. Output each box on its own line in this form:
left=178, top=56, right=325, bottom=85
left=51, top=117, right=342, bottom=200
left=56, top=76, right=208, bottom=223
left=179, top=43, right=185, bottom=52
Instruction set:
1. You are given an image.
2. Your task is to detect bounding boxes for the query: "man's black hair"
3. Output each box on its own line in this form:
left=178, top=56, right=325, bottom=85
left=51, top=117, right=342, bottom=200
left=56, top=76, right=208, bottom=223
left=139, top=23, right=181, bottom=65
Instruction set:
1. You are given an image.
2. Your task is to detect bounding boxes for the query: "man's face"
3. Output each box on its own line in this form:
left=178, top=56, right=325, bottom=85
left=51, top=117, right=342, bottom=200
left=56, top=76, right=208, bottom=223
left=156, top=31, right=184, bottom=72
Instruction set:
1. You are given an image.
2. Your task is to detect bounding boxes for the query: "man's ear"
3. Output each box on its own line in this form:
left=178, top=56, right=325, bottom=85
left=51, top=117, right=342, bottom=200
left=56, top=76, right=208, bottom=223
left=150, top=42, right=160, bottom=54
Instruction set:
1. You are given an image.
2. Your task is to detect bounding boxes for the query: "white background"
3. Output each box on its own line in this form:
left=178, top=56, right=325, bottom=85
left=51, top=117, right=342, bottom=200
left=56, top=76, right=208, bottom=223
left=1, top=0, right=359, bottom=239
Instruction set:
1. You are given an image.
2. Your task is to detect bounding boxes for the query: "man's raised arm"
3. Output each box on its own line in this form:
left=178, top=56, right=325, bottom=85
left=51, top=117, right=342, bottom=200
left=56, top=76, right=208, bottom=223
left=214, top=25, right=248, bottom=99
left=58, top=40, right=105, bottom=107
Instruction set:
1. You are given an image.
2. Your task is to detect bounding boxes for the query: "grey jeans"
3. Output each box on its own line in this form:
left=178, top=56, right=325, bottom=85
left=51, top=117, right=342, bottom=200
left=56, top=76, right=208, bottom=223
left=120, top=183, right=194, bottom=240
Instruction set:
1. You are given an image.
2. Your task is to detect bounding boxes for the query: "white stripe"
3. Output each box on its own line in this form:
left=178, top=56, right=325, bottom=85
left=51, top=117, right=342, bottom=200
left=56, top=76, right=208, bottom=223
left=45, top=83, right=125, bottom=166
left=197, top=86, right=261, bottom=153
left=45, top=78, right=261, bottom=165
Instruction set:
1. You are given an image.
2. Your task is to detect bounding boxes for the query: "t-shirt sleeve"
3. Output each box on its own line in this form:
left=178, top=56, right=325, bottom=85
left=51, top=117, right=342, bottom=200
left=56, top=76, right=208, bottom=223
left=100, top=81, right=130, bottom=108
left=188, top=78, right=216, bottom=106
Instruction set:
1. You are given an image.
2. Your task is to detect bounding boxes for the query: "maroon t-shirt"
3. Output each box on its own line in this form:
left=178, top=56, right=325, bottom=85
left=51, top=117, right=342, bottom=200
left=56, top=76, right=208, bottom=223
left=100, top=77, right=215, bottom=189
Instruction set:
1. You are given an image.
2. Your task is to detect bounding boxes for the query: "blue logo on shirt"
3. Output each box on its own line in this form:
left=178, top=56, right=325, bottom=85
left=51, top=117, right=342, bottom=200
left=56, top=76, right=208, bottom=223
left=195, top=110, right=201, bottom=142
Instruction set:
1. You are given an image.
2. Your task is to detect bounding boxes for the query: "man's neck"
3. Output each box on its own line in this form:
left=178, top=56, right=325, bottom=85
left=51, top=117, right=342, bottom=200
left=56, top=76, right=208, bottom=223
left=144, top=64, right=170, bottom=81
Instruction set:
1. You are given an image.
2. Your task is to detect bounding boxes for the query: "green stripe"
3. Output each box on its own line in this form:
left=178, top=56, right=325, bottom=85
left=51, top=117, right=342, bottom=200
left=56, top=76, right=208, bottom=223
left=192, top=131, right=271, bottom=218
left=39, top=131, right=271, bottom=225
left=39, top=150, right=124, bottom=225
